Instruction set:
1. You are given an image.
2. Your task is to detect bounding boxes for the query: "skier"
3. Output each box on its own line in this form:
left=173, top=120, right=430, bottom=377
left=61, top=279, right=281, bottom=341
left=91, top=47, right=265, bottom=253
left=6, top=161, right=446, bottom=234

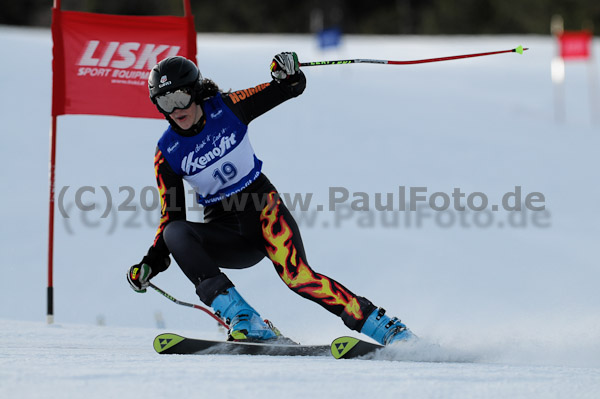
left=127, top=53, right=415, bottom=345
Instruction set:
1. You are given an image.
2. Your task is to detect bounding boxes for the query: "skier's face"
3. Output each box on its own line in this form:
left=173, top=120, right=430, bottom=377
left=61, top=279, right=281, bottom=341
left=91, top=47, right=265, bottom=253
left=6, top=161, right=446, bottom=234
left=170, top=103, right=203, bottom=130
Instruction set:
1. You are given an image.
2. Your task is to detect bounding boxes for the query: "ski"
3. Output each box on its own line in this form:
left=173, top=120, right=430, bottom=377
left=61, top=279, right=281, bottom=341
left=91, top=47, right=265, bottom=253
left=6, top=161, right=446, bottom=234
left=330, top=336, right=384, bottom=359
left=154, top=333, right=330, bottom=357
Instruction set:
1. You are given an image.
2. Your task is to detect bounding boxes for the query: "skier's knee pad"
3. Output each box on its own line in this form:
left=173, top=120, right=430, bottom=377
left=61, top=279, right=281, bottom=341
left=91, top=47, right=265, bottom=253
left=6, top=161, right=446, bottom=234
left=163, top=220, right=194, bottom=252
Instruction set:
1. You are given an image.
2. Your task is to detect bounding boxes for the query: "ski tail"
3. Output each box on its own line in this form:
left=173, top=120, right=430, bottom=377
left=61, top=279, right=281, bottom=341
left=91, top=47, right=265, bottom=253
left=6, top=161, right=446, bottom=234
left=154, top=333, right=186, bottom=354
left=331, top=336, right=383, bottom=359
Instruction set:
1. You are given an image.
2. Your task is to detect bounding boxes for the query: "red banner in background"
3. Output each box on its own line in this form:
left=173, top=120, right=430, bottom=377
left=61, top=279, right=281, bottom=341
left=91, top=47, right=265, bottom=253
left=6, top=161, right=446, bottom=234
left=558, top=31, right=592, bottom=61
left=52, top=9, right=197, bottom=118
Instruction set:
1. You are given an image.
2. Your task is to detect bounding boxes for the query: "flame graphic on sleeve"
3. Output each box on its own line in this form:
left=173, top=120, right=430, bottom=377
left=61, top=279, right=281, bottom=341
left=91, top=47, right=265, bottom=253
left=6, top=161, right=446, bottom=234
left=260, top=192, right=364, bottom=321
left=153, top=150, right=169, bottom=246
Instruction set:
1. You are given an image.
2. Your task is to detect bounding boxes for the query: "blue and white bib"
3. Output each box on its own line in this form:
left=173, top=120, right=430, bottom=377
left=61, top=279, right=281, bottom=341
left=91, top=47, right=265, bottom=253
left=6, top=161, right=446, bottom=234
left=157, top=95, right=262, bottom=205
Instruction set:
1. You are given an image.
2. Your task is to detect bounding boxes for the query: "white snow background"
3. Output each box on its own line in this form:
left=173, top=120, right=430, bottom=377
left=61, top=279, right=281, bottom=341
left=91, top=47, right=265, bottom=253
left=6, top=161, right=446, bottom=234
left=1, top=26, right=599, bottom=398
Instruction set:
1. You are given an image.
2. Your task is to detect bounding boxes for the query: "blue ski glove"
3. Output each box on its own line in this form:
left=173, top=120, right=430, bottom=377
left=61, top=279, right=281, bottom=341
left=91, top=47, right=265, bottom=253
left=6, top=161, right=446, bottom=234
left=270, top=52, right=300, bottom=82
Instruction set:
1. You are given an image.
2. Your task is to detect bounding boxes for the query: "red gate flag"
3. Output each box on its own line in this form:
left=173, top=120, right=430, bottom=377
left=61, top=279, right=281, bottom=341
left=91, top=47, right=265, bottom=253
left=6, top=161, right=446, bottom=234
left=52, top=9, right=197, bottom=118
left=557, top=31, right=592, bottom=61
left=47, top=1, right=195, bottom=325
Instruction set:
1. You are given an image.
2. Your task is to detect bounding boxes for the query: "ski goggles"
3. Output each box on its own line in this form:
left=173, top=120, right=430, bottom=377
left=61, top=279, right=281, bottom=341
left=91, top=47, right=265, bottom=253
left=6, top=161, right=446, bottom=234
left=155, top=89, right=194, bottom=114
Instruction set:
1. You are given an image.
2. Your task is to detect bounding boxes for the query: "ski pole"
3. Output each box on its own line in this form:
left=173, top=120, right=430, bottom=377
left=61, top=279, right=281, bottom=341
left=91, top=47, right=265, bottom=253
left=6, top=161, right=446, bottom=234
left=299, top=45, right=527, bottom=67
left=149, top=282, right=229, bottom=329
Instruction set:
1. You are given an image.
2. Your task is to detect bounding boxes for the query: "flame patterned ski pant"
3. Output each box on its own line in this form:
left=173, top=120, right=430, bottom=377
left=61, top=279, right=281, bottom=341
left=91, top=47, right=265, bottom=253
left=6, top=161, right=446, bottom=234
left=163, top=174, right=376, bottom=332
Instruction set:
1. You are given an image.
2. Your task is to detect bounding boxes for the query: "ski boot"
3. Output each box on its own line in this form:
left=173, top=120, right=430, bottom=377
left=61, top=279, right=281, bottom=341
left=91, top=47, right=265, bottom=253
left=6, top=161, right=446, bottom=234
left=361, top=307, right=416, bottom=345
left=211, top=287, right=278, bottom=341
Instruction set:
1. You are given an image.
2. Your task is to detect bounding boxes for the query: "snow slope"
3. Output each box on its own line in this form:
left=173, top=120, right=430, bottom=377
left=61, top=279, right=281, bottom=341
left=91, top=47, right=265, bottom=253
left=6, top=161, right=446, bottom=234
left=0, top=26, right=599, bottom=398
left=1, top=320, right=599, bottom=399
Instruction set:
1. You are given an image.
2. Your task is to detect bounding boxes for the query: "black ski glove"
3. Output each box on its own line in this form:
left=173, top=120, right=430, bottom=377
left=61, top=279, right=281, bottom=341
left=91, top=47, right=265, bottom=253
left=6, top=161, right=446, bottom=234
left=270, top=52, right=300, bottom=83
left=127, top=247, right=171, bottom=293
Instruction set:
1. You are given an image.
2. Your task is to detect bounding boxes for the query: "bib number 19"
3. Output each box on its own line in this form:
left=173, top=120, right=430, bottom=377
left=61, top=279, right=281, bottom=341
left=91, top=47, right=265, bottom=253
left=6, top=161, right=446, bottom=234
left=213, top=162, right=238, bottom=184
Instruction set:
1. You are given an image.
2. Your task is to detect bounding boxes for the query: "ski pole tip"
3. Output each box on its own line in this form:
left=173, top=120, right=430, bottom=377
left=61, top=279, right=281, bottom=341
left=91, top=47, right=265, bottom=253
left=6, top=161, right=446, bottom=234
left=514, top=45, right=526, bottom=55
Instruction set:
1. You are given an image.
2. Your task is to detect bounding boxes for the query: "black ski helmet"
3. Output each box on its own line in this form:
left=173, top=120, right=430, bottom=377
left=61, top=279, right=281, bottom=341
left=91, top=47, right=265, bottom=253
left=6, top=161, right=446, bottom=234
left=148, top=56, right=203, bottom=109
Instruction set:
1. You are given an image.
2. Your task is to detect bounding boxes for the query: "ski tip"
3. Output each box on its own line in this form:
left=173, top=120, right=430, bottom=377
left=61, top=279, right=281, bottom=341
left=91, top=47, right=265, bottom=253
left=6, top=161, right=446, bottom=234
left=153, top=333, right=185, bottom=354
left=514, top=45, right=526, bottom=55
left=331, top=336, right=361, bottom=359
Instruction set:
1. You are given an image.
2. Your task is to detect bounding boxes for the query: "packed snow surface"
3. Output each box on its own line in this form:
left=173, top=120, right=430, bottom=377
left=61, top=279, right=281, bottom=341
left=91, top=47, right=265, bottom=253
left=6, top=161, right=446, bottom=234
left=1, top=26, right=599, bottom=398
